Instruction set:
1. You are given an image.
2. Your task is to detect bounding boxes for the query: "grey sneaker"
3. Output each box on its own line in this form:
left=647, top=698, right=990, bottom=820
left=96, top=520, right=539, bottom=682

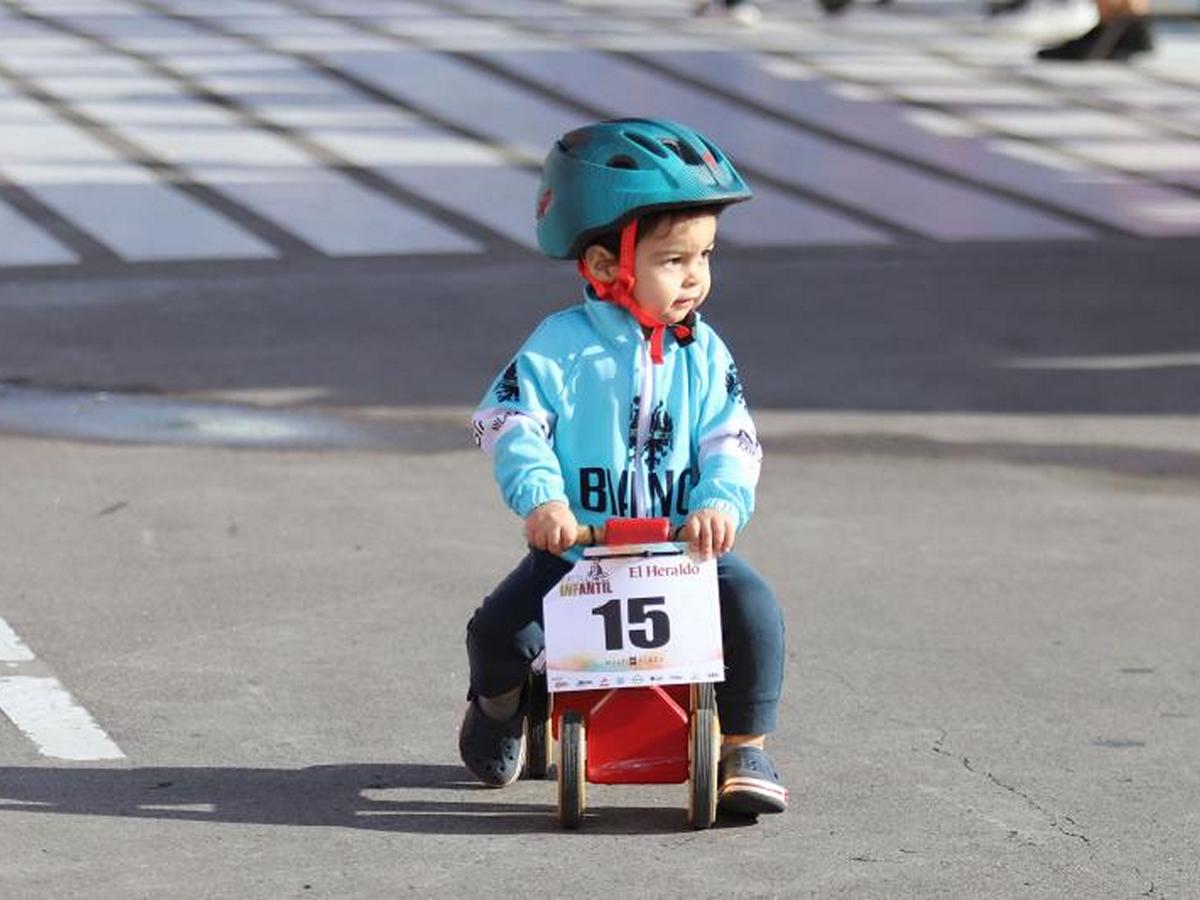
left=718, top=746, right=788, bottom=815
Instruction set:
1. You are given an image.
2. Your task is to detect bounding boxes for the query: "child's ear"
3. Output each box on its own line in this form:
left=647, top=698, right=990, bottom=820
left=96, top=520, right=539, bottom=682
left=582, top=245, right=618, bottom=283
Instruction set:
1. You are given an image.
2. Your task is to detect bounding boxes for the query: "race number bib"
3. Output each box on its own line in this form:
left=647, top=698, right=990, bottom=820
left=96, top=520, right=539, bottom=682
left=543, top=549, right=724, bottom=693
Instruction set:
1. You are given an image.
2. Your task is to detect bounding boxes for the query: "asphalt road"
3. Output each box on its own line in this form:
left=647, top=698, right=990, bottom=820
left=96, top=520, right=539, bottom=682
left=1, top=235, right=1199, bottom=898
left=0, top=419, right=1198, bottom=897
left=2, top=237, right=1198, bottom=417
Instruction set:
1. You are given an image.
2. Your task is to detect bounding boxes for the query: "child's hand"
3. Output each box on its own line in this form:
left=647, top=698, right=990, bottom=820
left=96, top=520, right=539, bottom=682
left=681, top=509, right=736, bottom=559
left=524, top=501, right=579, bottom=556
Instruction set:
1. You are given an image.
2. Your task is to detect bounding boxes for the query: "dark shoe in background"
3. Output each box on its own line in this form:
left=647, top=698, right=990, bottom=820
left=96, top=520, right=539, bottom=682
left=988, top=0, right=1031, bottom=15
left=1036, top=15, right=1155, bottom=60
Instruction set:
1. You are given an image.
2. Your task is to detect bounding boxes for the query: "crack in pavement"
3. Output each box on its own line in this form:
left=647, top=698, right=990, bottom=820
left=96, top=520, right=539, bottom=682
left=1134, top=865, right=1157, bottom=897
left=982, top=771, right=1091, bottom=846
left=931, top=731, right=1092, bottom=846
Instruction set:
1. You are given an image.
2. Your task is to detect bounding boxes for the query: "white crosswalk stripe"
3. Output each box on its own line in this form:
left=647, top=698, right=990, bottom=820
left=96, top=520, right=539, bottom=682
left=0, top=0, right=1195, bottom=270
left=476, top=47, right=1094, bottom=240
left=3, top=15, right=483, bottom=257
left=0, top=615, right=124, bottom=761
left=325, top=46, right=892, bottom=246
left=641, top=50, right=1200, bottom=237
left=0, top=82, right=279, bottom=262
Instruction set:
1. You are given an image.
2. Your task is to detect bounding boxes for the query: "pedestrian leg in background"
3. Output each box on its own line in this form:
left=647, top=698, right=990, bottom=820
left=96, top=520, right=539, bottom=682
left=987, top=0, right=1098, bottom=45
left=694, top=0, right=764, bottom=26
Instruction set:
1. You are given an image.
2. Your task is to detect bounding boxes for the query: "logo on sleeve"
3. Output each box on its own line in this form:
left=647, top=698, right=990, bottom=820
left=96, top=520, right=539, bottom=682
left=495, top=361, right=520, bottom=403
left=725, top=363, right=745, bottom=405
left=736, top=428, right=763, bottom=461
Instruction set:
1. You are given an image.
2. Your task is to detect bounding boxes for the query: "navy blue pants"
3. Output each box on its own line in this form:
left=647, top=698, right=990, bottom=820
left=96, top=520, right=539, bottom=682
left=465, top=550, right=784, bottom=734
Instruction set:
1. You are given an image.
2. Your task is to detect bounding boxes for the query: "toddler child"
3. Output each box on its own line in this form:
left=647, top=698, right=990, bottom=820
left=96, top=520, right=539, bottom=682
left=461, top=118, right=787, bottom=817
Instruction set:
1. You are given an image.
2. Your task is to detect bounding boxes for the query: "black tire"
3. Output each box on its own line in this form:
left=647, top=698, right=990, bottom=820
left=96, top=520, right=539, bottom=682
left=558, top=711, right=586, bottom=829
left=523, top=674, right=551, bottom=780
left=688, top=684, right=720, bottom=829
left=818, top=0, right=854, bottom=13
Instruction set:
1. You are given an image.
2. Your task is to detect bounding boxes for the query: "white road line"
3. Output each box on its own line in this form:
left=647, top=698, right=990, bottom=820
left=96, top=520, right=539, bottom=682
left=644, top=51, right=1200, bottom=239
left=479, top=48, right=1093, bottom=242
left=0, top=77, right=279, bottom=264
left=0, top=617, right=36, bottom=661
left=327, top=48, right=891, bottom=247
left=0, top=615, right=125, bottom=761
left=0, top=677, right=125, bottom=761
left=2, top=20, right=481, bottom=262
left=171, top=46, right=552, bottom=251
left=21, top=18, right=484, bottom=258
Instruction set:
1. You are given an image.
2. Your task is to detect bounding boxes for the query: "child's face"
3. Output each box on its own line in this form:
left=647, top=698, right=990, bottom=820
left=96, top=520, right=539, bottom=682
left=631, top=212, right=717, bottom=326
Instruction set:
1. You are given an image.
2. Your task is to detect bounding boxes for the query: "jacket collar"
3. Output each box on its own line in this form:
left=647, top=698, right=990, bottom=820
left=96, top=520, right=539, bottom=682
left=582, top=287, right=700, bottom=358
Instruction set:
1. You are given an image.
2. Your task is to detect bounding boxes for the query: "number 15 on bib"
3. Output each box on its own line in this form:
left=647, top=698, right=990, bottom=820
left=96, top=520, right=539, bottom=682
left=542, top=552, right=725, bottom=693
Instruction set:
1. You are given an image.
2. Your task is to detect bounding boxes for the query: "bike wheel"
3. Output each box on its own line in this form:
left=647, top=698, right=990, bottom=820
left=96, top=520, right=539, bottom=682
left=688, top=684, right=720, bottom=829
left=557, top=711, right=586, bottom=829
left=523, top=674, right=551, bottom=780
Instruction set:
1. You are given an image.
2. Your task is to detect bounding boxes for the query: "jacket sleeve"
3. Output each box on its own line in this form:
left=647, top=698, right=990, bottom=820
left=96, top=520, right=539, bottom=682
left=688, top=334, right=762, bottom=532
left=472, top=332, right=569, bottom=519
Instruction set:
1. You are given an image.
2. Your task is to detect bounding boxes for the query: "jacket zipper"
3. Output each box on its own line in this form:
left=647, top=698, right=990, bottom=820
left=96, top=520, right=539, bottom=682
left=633, top=338, right=654, bottom=518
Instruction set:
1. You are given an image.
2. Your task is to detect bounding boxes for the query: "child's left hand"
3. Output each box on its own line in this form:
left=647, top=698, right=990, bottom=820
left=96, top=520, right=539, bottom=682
left=680, top=509, right=736, bottom=559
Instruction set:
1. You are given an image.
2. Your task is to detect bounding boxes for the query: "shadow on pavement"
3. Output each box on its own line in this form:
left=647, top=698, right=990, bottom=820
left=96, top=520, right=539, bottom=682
left=0, top=763, right=751, bottom=835
left=0, top=240, right=1197, bottom=418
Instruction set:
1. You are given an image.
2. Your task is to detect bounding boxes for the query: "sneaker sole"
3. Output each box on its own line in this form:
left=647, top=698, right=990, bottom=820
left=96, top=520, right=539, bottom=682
left=719, top=776, right=789, bottom=815
left=471, top=733, right=525, bottom=788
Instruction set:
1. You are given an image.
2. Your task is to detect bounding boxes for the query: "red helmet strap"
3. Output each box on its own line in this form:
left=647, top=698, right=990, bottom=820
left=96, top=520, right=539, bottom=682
left=577, top=219, right=682, bottom=364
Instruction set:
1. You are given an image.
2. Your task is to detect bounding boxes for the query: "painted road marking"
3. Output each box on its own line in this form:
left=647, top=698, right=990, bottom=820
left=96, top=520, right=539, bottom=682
left=480, top=48, right=1093, bottom=242
left=641, top=50, right=1200, bottom=238
left=0, top=82, right=279, bottom=263
left=12, top=21, right=483, bottom=258
left=328, top=47, right=891, bottom=247
left=3, top=1, right=1200, bottom=271
left=0, top=615, right=125, bottom=761
left=0, top=616, right=36, bottom=661
left=0, top=677, right=125, bottom=761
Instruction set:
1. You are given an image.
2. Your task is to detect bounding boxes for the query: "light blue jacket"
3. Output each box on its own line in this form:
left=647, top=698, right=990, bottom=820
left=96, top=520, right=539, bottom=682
left=473, top=291, right=762, bottom=559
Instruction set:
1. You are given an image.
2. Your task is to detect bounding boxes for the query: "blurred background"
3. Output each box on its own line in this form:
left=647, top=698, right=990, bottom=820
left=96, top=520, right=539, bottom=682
left=0, top=0, right=1197, bottom=436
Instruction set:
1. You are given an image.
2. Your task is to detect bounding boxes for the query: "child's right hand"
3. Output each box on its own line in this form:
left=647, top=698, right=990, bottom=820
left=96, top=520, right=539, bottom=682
left=524, top=501, right=579, bottom=556
left=680, top=508, right=737, bottom=560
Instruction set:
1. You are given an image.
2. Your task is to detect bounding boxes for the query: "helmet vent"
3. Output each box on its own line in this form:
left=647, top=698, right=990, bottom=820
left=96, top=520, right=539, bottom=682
left=661, top=138, right=703, bottom=166
left=606, top=155, right=638, bottom=170
left=699, top=137, right=725, bottom=163
left=624, top=130, right=669, bottom=158
left=559, top=129, right=588, bottom=152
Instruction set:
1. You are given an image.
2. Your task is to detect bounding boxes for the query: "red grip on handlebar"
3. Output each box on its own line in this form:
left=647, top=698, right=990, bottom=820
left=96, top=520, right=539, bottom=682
left=604, top=517, right=671, bottom=546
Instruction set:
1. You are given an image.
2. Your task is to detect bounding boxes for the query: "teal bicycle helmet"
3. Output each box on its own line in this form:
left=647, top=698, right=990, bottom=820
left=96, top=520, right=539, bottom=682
left=536, top=118, right=752, bottom=260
